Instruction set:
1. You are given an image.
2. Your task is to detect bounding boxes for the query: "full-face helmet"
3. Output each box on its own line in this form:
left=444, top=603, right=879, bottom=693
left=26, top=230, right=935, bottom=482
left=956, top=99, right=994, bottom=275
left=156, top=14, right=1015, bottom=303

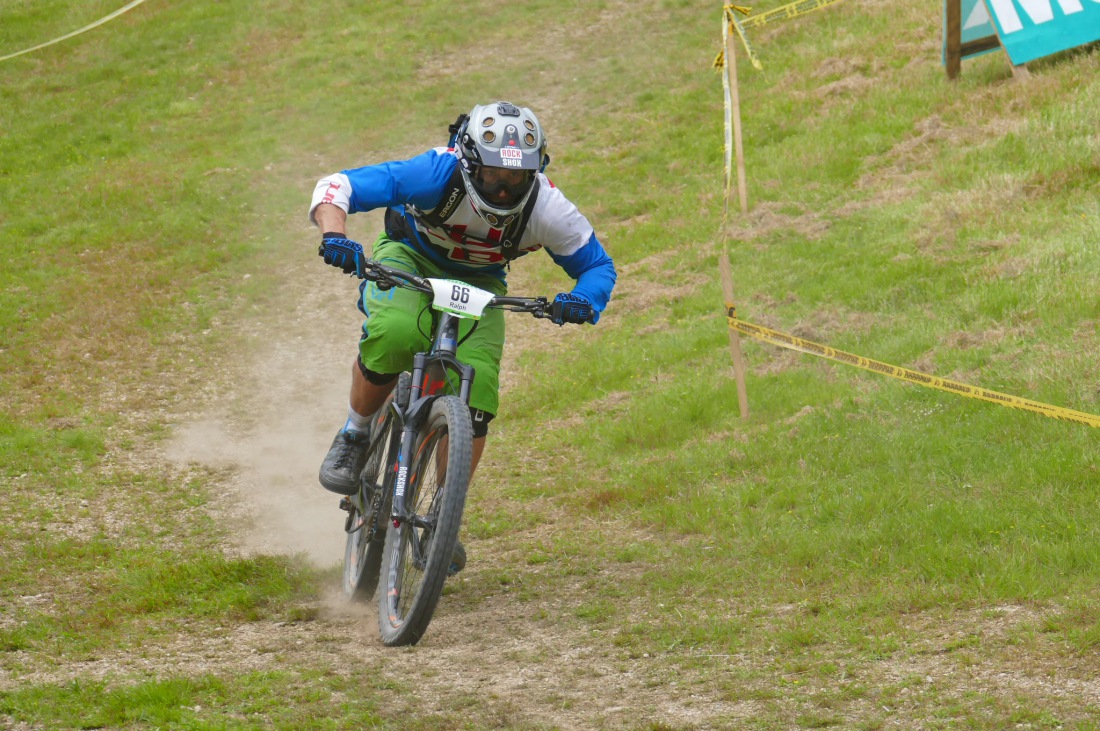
left=455, top=101, right=547, bottom=228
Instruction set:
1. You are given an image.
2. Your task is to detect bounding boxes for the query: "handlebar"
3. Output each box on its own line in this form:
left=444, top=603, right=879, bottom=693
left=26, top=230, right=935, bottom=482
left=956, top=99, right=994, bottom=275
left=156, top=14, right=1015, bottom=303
left=361, top=259, right=557, bottom=320
left=361, top=260, right=432, bottom=293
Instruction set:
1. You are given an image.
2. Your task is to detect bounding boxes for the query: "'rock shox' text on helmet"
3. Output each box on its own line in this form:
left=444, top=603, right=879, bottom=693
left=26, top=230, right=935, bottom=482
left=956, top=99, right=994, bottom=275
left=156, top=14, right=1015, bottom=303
left=455, top=101, right=547, bottom=228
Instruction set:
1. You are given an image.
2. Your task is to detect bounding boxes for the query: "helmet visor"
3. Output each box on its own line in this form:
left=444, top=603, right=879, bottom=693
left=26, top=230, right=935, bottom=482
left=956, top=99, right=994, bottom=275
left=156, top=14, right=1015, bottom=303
left=472, top=166, right=535, bottom=209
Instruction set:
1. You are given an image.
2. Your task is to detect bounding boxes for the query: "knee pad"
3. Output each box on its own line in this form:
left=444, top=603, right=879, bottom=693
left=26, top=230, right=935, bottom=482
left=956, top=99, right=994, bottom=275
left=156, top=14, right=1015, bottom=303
left=470, top=408, right=494, bottom=438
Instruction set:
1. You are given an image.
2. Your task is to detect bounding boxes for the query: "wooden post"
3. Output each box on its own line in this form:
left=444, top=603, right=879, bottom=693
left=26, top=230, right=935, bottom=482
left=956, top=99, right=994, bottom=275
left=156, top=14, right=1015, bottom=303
left=977, top=0, right=1028, bottom=80
left=724, top=22, right=749, bottom=215
left=946, top=0, right=1003, bottom=80
left=945, top=0, right=962, bottom=80
left=719, top=251, right=749, bottom=419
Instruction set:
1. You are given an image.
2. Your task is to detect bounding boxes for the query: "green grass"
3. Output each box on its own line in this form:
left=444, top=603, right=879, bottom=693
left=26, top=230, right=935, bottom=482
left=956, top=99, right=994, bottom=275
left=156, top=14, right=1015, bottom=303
left=0, top=670, right=388, bottom=729
left=3, top=0, right=1100, bottom=727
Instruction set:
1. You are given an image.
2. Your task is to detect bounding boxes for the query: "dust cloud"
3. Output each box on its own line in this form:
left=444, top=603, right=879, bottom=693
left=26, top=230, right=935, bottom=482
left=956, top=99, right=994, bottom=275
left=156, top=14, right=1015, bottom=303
left=166, top=253, right=365, bottom=568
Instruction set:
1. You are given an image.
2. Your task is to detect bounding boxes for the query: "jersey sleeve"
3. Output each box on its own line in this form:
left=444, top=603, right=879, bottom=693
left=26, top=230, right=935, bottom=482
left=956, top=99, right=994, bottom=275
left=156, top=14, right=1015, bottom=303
left=308, top=148, right=456, bottom=225
left=525, top=180, right=616, bottom=321
left=546, top=233, right=616, bottom=321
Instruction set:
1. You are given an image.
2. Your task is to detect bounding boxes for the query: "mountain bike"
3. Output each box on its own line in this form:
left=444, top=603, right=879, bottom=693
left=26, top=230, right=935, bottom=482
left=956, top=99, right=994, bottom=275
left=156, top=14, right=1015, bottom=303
left=339, top=259, right=581, bottom=646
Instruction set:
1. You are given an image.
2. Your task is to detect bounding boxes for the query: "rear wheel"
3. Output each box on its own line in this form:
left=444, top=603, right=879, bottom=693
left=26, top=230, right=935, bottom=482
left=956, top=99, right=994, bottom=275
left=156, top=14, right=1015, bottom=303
left=378, top=395, right=472, bottom=646
left=342, top=501, right=385, bottom=602
left=342, top=373, right=409, bottom=602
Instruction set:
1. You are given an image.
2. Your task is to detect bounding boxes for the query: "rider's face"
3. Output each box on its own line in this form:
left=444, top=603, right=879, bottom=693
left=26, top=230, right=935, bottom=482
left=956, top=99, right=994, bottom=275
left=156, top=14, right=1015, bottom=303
left=475, top=166, right=531, bottom=205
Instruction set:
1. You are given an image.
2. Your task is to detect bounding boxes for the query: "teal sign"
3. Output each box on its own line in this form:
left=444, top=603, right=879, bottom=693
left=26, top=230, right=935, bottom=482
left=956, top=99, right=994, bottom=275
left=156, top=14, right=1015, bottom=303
left=961, top=0, right=998, bottom=47
left=943, top=0, right=999, bottom=62
left=986, top=0, right=1100, bottom=64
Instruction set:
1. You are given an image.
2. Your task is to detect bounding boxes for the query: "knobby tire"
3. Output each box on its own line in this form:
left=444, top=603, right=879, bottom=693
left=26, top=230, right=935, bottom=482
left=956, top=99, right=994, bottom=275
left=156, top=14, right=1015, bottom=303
left=378, top=394, right=473, bottom=646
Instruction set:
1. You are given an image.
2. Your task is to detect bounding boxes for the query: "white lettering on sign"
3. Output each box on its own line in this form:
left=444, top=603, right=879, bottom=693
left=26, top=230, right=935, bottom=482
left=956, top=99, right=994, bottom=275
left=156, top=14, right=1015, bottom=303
left=987, top=0, right=1087, bottom=32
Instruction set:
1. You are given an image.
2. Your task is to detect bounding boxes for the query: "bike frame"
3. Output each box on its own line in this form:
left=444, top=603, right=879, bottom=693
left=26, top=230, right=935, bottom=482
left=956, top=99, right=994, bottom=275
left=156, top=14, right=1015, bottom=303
left=350, top=262, right=552, bottom=540
left=340, top=259, right=567, bottom=642
left=387, top=309, right=475, bottom=526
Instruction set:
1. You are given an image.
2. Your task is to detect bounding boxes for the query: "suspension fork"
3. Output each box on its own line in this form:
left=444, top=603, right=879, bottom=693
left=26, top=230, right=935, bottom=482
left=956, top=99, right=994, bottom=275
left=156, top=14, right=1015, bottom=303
left=390, top=314, right=477, bottom=525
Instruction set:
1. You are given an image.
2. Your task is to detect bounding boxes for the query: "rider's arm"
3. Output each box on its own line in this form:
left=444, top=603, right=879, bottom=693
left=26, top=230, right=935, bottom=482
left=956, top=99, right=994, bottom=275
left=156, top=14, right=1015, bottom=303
left=308, top=149, right=455, bottom=226
left=526, top=182, right=617, bottom=321
left=547, top=233, right=617, bottom=317
left=313, top=203, right=348, bottom=236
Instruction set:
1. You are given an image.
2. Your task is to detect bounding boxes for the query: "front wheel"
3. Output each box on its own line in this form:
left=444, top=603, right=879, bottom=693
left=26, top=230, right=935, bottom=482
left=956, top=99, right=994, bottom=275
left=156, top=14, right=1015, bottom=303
left=378, top=395, right=473, bottom=646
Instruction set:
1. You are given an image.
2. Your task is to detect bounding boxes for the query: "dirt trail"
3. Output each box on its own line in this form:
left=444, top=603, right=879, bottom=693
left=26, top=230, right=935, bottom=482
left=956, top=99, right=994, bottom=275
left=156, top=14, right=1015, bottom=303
left=154, top=225, right=688, bottom=729
left=164, top=224, right=558, bottom=570
left=165, top=252, right=355, bottom=567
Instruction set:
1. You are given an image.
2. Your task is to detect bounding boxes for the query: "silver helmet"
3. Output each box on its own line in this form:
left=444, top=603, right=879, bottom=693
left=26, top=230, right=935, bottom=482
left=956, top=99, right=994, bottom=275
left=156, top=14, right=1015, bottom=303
left=455, top=101, right=547, bottom=228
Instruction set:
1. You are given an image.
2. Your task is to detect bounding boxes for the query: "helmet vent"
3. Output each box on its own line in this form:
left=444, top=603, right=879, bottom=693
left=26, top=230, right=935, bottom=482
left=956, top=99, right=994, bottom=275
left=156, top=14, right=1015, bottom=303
left=524, top=132, right=535, bottom=145
left=524, top=119, right=535, bottom=131
left=482, top=117, right=495, bottom=127
left=483, top=131, right=496, bottom=143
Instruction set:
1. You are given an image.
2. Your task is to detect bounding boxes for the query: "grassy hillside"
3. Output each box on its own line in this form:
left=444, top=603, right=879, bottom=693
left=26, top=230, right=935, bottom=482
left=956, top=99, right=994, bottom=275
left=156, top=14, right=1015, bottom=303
left=2, top=0, right=1099, bottom=728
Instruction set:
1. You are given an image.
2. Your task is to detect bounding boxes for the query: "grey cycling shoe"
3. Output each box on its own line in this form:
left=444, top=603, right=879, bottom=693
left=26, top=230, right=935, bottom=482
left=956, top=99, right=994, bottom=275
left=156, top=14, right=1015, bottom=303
left=319, top=429, right=368, bottom=496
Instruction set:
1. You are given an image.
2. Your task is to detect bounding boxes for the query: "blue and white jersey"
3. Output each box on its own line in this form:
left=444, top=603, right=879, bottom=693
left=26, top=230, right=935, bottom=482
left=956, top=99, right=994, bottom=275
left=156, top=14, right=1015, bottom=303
left=309, top=147, right=616, bottom=316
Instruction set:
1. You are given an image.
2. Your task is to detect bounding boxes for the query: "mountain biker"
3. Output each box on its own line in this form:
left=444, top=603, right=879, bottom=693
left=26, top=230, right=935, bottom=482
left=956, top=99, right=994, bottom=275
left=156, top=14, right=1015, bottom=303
left=310, top=100, right=617, bottom=501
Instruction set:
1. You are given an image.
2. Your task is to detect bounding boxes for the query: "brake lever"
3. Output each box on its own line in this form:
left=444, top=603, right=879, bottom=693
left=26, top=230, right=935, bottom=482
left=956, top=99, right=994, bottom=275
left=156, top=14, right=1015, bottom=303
left=360, top=262, right=397, bottom=290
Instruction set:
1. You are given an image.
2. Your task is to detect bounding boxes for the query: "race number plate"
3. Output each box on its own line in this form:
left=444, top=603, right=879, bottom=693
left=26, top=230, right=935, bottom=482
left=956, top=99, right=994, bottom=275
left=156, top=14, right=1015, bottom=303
left=427, top=278, right=494, bottom=319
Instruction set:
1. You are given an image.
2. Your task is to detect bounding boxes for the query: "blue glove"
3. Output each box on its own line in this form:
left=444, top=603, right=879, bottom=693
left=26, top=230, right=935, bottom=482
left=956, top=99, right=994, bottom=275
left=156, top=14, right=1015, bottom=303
left=550, top=293, right=592, bottom=325
left=318, top=234, right=364, bottom=277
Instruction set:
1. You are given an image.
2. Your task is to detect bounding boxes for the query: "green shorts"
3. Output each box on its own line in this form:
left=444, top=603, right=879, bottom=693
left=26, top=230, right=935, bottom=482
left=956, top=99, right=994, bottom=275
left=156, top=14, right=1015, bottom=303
left=357, top=235, right=508, bottom=417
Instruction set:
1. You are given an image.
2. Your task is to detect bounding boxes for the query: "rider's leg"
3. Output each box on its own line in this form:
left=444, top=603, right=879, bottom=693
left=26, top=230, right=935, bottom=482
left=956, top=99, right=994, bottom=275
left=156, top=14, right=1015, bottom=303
left=318, top=362, right=382, bottom=496
left=318, top=360, right=403, bottom=495
left=442, top=433, right=485, bottom=577
left=349, top=358, right=396, bottom=417
left=320, top=239, right=429, bottom=495
left=472, top=436, right=486, bottom=475
left=453, top=297, right=500, bottom=486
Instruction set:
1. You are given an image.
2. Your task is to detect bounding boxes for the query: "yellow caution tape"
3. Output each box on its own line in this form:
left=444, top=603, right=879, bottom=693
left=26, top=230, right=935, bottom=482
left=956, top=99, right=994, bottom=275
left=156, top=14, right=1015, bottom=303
left=719, top=0, right=844, bottom=71
left=0, top=0, right=150, bottom=63
left=722, top=7, right=764, bottom=71
left=726, top=305, right=1100, bottom=428
left=739, top=0, right=845, bottom=29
